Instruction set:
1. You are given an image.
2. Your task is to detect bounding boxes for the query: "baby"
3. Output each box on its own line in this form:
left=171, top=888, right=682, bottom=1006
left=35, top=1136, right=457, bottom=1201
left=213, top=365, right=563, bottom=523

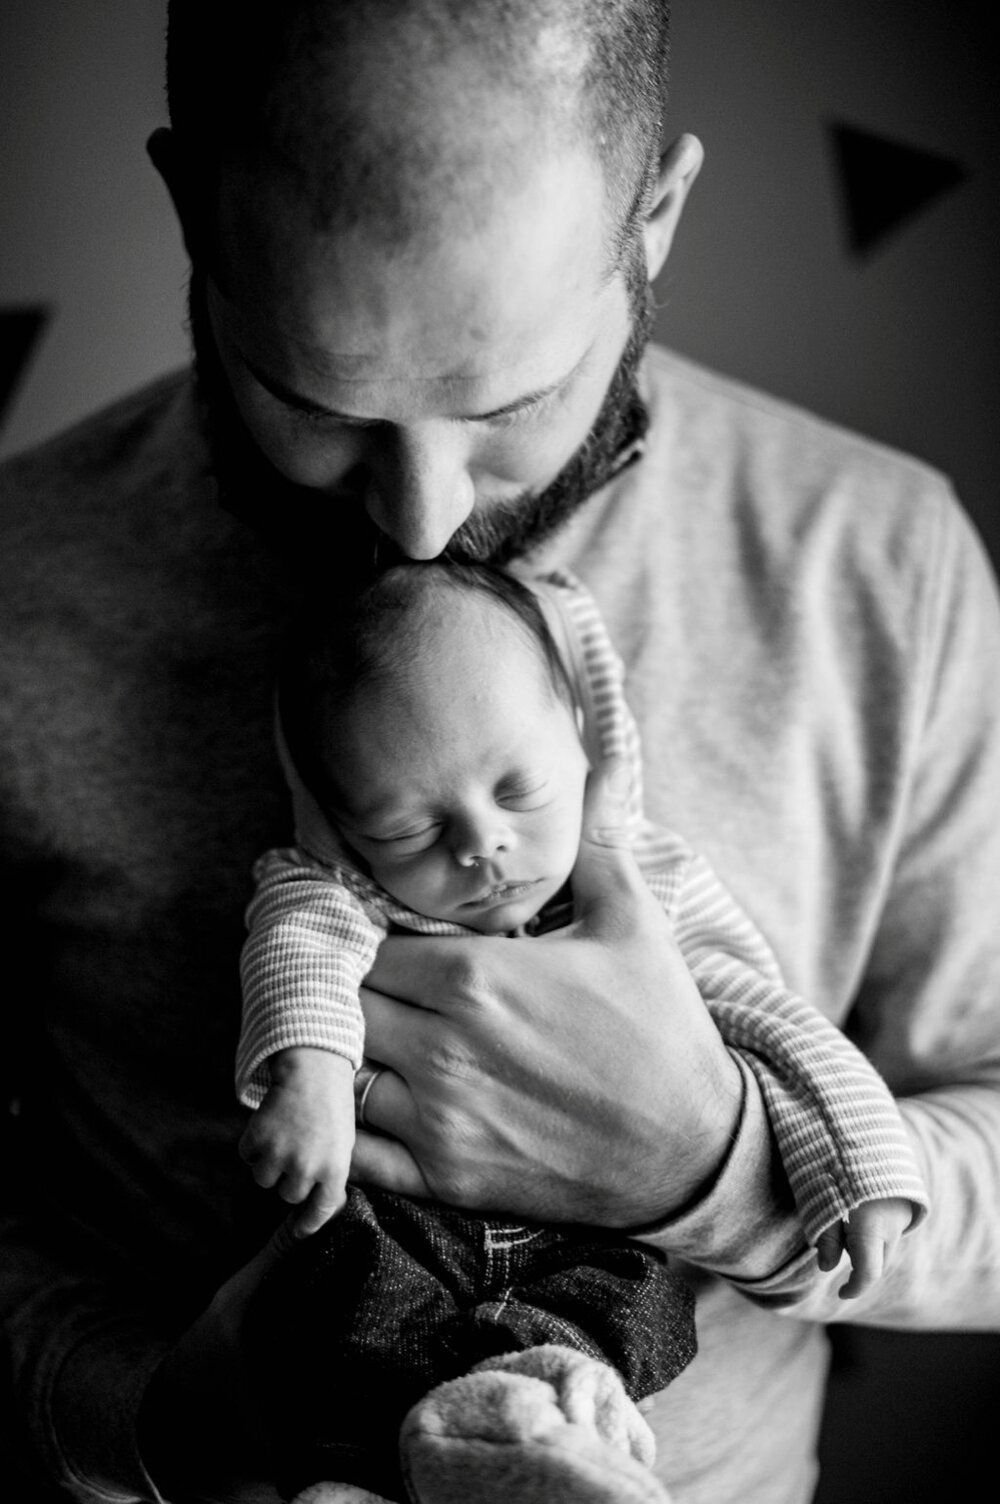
left=237, top=561, right=926, bottom=1504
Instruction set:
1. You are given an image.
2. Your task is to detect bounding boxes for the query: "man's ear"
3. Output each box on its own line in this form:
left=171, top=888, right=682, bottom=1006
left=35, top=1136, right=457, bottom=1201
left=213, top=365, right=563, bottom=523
left=147, top=125, right=203, bottom=263
left=643, top=133, right=704, bottom=282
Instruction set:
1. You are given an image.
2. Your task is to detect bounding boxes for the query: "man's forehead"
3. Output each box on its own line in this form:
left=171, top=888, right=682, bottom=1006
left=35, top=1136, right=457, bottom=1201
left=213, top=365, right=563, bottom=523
left=208, top=271, right=619, bottom=431
left=209, top=136, right=617, bottom=399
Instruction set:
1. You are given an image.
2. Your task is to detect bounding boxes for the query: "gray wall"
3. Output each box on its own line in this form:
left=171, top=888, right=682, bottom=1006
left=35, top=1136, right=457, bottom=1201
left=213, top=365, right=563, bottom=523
left=2, top=4, right=998, bottom=1499
left=662, top=0, right=998, bottom=564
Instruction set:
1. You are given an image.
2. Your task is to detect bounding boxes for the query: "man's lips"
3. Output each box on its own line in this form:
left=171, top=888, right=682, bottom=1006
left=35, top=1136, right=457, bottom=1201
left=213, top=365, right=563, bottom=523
left=460, top=879, right=542, bottom=909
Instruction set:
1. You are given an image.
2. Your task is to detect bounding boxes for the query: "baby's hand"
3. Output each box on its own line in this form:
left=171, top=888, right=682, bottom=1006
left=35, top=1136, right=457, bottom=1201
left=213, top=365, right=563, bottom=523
left=815, top=1196, right=913, bottom=1299
left=239, top=1048, right=357, bottom=1236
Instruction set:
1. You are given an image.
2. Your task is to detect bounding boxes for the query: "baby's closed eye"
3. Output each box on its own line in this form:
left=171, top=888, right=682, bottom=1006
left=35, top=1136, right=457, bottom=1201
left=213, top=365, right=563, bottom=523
left=364, top=822, right=442, bottom=854
left=495, top=777, right=550, bottom=811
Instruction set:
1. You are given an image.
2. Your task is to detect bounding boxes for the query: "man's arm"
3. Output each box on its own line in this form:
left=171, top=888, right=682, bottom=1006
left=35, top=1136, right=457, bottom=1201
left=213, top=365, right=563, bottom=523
left=355, top=496, right=1000, bottom=1327
left=136, top=1222, right=297, bottom=1504
left=778, top=498, right=1000, bottom=1329
left=2, top=1159, right=304, bottom=1504
left=0, top=1203, right=170, bottom=1502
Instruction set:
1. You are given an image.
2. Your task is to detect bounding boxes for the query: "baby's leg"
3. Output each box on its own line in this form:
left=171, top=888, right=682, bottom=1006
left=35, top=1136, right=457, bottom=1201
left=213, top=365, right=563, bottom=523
left=400, top=1343, right=672, bottom=1504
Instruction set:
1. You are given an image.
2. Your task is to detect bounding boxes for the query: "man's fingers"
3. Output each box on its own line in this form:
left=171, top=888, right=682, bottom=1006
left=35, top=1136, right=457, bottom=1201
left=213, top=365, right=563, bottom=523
left=351, top=1128, right=433, bottom=1199
left=211, top=1212, right=300, bottom=1326
left=258, top=1212, right=301, bottom=1266
left=352, top=1063, right=416, bottom=1142
left=364, top=935, right=463, bottom=1005
left=570, top=757, right=648, bottom=919
left=360, top=977, right=471, bottom=1061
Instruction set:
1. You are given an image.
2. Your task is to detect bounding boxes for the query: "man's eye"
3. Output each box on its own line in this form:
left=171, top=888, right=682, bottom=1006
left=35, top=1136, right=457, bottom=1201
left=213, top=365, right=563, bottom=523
left=481, top=406, right=537, bottom=431
left=479, top=398, right=552, bottom=431
left=470, top=389, right=561, bottom=431
left=289, top=405, right=377, bottom=430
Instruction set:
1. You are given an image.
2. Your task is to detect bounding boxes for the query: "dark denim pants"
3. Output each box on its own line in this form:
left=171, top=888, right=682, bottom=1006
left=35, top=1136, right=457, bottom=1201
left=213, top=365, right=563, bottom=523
left=255, top=1184, right=696, bottom=1500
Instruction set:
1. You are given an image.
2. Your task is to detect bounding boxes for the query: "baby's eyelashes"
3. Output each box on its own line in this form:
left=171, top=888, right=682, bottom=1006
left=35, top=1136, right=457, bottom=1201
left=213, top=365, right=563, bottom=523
left=360, top=822, right=442, bottom=853
left=495, top=778, right=550, bottom=811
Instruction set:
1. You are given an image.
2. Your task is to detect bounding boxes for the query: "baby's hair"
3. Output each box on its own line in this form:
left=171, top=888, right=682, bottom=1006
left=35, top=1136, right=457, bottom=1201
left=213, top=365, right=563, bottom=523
left=279, top=561, right=577, bottom=811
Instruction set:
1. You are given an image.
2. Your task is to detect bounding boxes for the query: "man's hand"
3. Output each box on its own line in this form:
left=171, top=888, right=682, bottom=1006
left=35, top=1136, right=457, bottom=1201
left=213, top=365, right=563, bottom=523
left=351, top=759, right=744, bottom=1228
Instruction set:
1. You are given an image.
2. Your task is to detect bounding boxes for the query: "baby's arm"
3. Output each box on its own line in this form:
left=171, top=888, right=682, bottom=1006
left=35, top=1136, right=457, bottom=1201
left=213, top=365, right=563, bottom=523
left=815, top=1197, right=913, bottom=1299
left=645, top=848, right=929, bottom=1297
left=237, top=847, right=389, bottom=1233
left=239, top=1047, right=356, bottom=1235
left=548, top=572, right=927, bottom=1296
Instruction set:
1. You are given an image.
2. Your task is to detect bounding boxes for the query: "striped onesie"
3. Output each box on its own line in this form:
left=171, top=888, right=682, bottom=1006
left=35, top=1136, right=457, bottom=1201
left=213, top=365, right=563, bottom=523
left=238, top=570, right=927, bottom=1244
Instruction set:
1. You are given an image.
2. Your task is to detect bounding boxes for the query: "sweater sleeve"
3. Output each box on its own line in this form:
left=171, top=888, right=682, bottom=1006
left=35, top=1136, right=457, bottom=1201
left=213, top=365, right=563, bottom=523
left=789, top=496, right=1000, bottom=1328
left=637, top=495, right=1000, bottom=1328
left=236, top=847, right=389, bottom=1104
left=647, top=850, right=929, bottom=1244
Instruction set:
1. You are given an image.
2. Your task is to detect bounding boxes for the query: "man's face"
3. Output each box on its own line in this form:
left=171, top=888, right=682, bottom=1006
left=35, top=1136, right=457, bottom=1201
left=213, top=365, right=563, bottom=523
left=199, top=137, right=649, bottom=566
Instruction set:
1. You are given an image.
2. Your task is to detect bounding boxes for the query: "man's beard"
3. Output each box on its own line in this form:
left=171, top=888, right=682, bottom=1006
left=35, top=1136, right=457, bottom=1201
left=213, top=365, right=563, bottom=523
left=191, top=247, right=651, bottom=581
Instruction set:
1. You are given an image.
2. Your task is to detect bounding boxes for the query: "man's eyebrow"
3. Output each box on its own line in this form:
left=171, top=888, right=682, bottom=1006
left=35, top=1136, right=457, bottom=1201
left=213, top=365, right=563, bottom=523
left=242, top=351, right=589, bottom=423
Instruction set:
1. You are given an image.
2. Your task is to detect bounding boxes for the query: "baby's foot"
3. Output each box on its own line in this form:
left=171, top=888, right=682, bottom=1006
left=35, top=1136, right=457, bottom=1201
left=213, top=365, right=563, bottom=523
left=399, top=1343, right=671, bottom=1504
left=289, top=1484, right=393, bottom=1504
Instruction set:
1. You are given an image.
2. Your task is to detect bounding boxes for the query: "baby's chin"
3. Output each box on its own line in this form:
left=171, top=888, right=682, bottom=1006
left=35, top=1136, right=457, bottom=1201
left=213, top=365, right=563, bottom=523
left=458, top=902, right=544, bottom=935
left=446, top=876, right=567, bottom=935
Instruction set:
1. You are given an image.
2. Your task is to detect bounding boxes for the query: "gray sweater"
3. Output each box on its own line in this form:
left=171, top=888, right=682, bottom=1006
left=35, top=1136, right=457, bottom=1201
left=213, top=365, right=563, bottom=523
left=2, top=345, right=999, bottom=1503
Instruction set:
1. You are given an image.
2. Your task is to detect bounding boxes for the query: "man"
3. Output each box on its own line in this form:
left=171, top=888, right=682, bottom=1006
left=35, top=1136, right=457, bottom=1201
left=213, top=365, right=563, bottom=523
left=1, top=3, right=998, bottom=1502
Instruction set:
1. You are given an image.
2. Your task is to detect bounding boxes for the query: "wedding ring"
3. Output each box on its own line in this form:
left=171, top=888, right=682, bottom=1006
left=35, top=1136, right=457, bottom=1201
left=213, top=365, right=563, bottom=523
left=354, top=1063, right=384, bottom=1127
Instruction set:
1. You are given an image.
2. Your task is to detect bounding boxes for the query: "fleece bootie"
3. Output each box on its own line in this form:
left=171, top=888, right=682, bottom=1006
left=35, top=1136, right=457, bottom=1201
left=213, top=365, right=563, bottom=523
left=399, top=1343, right=671, bottom=1504
left=290, top=1484, right=393, bottom=1504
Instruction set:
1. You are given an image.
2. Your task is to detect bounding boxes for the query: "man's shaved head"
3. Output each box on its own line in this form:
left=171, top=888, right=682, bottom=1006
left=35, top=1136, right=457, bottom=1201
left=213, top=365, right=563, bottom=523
left=156, top=0, right=684, bottom=570
left=165, top=0, right=670, bottom=269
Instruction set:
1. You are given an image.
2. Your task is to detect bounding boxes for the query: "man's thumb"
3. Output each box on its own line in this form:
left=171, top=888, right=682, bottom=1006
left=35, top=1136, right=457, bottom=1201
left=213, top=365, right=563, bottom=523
left=571, top=757, right=643, bottom=911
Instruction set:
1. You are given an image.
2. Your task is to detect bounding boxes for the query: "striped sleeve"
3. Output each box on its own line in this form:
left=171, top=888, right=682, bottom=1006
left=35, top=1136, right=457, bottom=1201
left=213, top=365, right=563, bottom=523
left=533, top=569, right=646, bottom=843
left=236, top=847, right=389, bottom=1105
left=236, top=847, right=478, bottom=1108
left=648, top=849, right=929, bottom=1241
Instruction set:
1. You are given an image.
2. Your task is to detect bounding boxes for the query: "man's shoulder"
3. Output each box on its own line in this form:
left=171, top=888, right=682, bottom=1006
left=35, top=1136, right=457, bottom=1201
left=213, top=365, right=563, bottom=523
left=557, top=345, right=974, bottom=675
left=0, top=368, right=201, bottom=533
left=642, top=343, right=953, bottom=514
left=634, top=343, right=963, bottom=574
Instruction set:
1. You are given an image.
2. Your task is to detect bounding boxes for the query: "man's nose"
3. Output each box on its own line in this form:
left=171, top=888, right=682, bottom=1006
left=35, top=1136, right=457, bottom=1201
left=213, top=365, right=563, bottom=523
left=363, top=425, right=476, bottom=559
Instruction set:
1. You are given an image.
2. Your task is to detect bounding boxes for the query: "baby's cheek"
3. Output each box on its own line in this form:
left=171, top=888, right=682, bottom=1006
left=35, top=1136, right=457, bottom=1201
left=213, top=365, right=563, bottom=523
left=372, top=860, right=442, bottom=915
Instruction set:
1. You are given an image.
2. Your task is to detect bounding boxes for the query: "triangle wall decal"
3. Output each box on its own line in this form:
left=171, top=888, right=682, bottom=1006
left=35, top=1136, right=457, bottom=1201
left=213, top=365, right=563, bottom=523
left=0, top=305, right=52, bottom=430
left=828, top=121, right=967, bottom=258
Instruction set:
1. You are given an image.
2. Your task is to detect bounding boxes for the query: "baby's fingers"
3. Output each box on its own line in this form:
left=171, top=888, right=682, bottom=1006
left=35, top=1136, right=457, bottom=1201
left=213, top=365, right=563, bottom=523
left=238, top=1128, right=285, bottom=1190
left=814, top=1222, right=845, bottom=1274
left=293, top=1179, right=348, bottom=1237
left=839, top=1223, right=887, bottom=1299
left=238, top=1116, right=284, bottom=1182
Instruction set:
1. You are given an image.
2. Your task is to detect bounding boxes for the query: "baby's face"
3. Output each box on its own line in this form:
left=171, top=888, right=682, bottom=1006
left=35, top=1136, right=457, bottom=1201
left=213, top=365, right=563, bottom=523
left=329, top=603, right=589, bottom=933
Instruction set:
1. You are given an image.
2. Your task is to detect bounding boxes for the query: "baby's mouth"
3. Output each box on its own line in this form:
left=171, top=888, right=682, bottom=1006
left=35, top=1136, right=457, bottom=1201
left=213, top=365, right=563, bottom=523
left=461, top=879, right=541, bottom=908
